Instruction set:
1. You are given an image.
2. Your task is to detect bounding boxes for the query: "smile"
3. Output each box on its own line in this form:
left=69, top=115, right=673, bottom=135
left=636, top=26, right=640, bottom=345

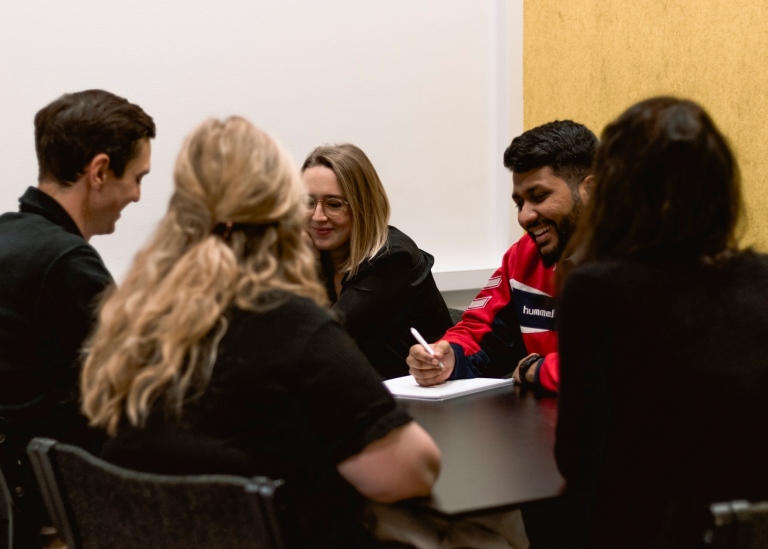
left=527, top=223, right=557, bottom=249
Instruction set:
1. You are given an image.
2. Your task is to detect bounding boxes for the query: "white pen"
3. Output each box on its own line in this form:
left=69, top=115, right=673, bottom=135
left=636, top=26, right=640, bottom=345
left=410, top=327, right=445, bottom=369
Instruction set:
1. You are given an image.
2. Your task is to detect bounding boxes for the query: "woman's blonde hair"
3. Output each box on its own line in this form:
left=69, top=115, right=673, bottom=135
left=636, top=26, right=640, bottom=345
left=301, top=143, right=390, bottom=277
left=82, top=116, right=327, bottom=435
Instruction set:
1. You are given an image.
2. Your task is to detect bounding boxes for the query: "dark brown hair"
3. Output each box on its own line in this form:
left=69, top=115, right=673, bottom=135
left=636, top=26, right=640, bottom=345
left=34, top=89, right=156, bottom=185
left=562, top=96, right=742, bottom=275
left=503, top=120, right=597, bottom=188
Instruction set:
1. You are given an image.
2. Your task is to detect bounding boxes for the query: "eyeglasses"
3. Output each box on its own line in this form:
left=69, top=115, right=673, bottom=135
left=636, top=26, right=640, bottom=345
left=302, top=195, right=349, bottom=218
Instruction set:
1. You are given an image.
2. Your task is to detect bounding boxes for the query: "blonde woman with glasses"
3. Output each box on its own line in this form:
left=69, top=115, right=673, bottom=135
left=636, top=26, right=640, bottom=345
left=81, top=118, right=440, bottom=548
left=302, top=144, right=453, bottom=379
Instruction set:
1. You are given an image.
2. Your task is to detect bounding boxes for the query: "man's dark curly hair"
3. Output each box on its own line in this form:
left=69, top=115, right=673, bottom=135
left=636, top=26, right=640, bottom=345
left=503, top=120, right=598, bottom=187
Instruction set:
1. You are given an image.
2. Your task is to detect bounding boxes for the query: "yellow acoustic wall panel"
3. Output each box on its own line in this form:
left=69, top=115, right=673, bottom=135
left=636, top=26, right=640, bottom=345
left=523, top=0, right=768, bottom=249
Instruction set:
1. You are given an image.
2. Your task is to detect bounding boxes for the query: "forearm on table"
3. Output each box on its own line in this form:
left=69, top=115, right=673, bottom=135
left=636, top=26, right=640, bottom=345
left=337, top=421, right=441, bottom=503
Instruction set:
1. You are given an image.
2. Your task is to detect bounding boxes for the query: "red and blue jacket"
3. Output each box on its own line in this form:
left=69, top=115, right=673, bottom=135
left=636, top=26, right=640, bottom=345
left=444, top=233, right=560, bottom=392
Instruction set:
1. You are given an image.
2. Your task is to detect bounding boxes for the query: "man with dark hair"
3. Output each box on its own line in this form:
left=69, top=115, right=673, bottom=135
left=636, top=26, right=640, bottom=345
left=408, top=120, right=597, bottom=393
left=0, top=89, right=155, bottom=545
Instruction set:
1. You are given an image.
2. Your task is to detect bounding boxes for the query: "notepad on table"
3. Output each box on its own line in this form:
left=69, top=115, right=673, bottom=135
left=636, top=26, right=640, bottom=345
left=383, top=375, right=513, bottom=401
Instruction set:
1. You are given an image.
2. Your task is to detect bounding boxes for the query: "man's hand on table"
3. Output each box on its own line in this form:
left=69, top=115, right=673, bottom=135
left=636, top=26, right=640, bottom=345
left=407, top=340, right=455, bottom=386
left=512, top=353, right=543, bottom=386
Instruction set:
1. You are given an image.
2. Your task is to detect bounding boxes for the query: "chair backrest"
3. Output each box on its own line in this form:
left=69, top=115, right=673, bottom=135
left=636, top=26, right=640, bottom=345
left=448, top=307, right=464, bottom=325
left=704, top=500, right=768, bottom=549
left=26, top=437, right=288, bottom=549
left=0, top=464, right=12, bottom=549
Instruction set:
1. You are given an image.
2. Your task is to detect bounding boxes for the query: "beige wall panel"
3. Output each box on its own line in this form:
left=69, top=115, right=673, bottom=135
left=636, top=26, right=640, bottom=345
left=523, top=0, right=768, bottom=249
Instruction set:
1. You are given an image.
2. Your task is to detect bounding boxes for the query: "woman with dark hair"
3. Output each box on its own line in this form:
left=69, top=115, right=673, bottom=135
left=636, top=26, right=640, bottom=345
left=82, top=118, right=440, bottom=548
left=302, top=143, right=452, bottom=379
left=555, top=97, right=768, bottom=548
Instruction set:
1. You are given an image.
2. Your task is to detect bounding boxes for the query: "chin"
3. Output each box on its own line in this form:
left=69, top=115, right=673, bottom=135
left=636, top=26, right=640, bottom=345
left=317, top=243, right=342, bottom=254
left=538, top=244, right=560, bottom=268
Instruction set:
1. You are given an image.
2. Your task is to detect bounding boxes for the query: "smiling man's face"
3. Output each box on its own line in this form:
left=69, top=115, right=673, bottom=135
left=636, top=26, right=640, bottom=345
left=512, top=165, right=584, bottom=267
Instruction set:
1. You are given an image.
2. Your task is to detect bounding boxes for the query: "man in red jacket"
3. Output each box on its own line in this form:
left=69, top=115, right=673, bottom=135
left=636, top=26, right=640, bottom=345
left=408, top=120, right=597, bottom=393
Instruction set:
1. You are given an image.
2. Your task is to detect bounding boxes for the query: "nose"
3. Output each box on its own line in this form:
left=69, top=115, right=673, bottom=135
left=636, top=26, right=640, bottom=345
left=517, top=202, right=538, bottom=229
left=311, top=202, right=327, bottom=222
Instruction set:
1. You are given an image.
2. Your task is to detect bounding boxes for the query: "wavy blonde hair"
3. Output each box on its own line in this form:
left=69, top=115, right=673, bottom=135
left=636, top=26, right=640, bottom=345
left=82, top=117, right=327, bottom=435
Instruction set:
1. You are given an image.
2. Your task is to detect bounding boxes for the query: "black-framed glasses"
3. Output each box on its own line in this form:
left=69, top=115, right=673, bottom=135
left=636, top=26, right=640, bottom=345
left=303, top=195, right=349, bottom=218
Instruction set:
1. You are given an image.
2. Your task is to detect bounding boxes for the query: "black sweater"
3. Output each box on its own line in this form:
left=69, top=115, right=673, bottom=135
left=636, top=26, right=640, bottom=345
left=322, top=226, right=453, bottom=379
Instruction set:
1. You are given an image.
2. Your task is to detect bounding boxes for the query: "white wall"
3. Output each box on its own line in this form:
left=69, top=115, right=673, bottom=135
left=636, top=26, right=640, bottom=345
left=0, top=0, right=523, bottom=290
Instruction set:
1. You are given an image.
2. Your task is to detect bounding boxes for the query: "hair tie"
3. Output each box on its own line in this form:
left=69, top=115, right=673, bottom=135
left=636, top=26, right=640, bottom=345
left=212, top=221, right=234, bottom=241
left=212, top=221, right=278, bottom=242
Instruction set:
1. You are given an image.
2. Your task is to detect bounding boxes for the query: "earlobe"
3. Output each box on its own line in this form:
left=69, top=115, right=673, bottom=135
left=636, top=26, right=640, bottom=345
left=86, top=153, right=111, bottom=190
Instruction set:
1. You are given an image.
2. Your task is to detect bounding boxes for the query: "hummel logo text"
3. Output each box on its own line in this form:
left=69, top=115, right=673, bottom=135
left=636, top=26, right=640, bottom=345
left=523, top=305, right=554, bottom=319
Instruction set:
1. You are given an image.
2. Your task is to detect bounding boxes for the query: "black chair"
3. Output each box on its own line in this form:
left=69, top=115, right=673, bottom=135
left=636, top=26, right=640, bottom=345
left=703, top=500, right=768, bottom=549
left=1, top=432, right=49, bottom=549
left=26, top=437, right=289, bottom=549
left=0, top=464, right=12, bottom=549
left=448, top=307, right=464, bottom=325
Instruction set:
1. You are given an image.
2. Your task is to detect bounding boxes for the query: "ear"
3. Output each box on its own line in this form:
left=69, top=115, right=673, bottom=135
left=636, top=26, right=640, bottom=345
left=84, top=153, right=111, bottom=190
left=578, top=174, right=595, bottom=204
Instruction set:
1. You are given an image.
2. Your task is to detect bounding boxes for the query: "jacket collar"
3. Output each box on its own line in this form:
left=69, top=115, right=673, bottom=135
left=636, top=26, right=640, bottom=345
left=18, top=186, right=84, bottom=238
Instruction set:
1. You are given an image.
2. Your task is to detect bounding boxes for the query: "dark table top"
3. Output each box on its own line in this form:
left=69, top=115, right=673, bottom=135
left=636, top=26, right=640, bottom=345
left=399, top=385, right=564, bottom=517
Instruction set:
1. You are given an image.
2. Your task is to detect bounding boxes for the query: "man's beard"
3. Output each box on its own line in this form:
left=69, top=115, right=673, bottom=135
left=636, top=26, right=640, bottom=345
left=538, top=200, right=582, bottom=268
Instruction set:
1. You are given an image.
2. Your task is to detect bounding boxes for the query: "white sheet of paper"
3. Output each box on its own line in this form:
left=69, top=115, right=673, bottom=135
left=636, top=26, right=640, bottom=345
left=383, top=375, right=514, bottom=401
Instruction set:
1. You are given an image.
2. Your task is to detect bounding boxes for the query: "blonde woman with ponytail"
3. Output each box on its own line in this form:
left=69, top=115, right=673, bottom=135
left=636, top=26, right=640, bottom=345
left=81, top=117, right=440, bottom=548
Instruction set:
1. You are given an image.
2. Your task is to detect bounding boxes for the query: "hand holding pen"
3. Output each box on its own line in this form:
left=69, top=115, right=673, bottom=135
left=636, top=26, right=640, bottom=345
left=410, top=327, right=445, bottom=370
left=406, top=329, right=455, bottom=386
